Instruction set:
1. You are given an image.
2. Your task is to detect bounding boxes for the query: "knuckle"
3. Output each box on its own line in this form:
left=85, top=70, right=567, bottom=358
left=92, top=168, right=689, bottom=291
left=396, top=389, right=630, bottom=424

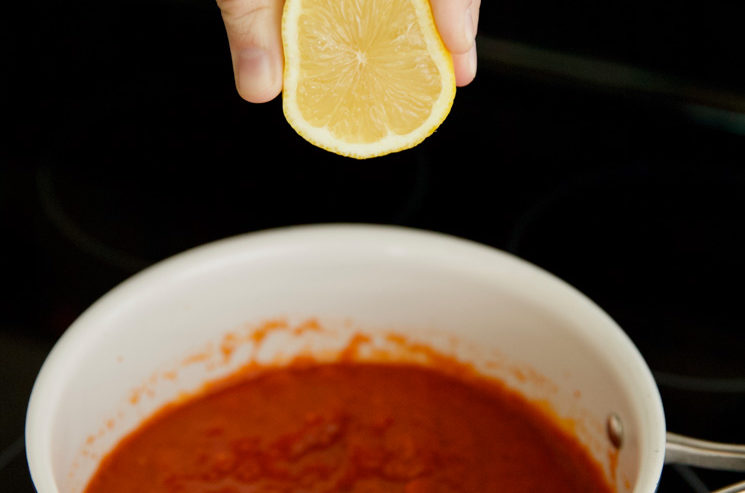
left=216, top=0, right=272, bottom=21
left=217, top=0, right=278, bottom=45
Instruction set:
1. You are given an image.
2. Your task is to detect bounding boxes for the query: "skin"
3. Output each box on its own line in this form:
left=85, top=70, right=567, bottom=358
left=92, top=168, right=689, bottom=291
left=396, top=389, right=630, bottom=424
left=216, top=0, right=481, bottom=103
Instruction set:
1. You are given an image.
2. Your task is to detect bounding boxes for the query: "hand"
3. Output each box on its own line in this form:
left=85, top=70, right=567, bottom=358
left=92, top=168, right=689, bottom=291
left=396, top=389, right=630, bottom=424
left=217, top=0, right=481, bottom=103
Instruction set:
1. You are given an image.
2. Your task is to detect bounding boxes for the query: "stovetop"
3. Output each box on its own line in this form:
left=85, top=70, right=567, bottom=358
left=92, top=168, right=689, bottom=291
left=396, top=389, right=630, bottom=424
left=4, top=0, right=745, bottom=491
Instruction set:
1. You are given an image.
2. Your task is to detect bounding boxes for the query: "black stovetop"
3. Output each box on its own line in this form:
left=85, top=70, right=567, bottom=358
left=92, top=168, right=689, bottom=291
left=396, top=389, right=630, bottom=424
left=3, top=0, right=745, bottom=491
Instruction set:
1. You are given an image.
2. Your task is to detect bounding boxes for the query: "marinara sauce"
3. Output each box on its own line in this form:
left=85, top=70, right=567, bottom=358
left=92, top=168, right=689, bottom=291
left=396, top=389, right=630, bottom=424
left=84, top=363, right=614, bottom=492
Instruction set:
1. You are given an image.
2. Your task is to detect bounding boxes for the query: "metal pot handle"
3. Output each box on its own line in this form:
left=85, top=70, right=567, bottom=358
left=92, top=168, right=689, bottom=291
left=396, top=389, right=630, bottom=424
left=712, top=481, right=745, bottom=493
left=665, top=432, right=745, bottom=492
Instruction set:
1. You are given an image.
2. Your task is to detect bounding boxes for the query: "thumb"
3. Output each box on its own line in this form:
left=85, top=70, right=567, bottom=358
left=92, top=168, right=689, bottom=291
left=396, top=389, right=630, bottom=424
left=217, top=0, right=285, bottom=103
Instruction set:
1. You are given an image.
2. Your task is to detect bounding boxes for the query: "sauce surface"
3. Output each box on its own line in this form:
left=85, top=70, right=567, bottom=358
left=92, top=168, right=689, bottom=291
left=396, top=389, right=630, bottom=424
left=84, top=363, right=613, bottom=492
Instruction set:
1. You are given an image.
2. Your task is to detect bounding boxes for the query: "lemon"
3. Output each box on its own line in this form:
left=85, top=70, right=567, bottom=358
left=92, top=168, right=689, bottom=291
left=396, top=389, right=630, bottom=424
left=282, top=0, right=456, bottom=159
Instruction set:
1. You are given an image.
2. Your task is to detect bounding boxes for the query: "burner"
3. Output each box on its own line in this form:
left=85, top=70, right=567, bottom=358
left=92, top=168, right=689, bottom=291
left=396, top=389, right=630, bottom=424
left=505, top=164, right=745, bottom=491
left=507, top=163, right=745, bottom=388
left=37, top=80, right=434, bottom=271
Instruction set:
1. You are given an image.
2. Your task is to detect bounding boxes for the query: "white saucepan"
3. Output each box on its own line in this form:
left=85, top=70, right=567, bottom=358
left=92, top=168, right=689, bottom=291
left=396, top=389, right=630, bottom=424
left=26, top=225, right=745, bottom=492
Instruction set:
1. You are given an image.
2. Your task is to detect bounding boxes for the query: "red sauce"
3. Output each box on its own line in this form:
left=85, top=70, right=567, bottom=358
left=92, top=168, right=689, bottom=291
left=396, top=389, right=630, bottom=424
left=84, top=363, right=614, bottom=492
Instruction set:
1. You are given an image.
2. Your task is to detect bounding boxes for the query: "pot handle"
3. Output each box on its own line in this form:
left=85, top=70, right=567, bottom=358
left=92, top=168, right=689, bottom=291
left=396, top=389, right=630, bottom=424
left=665, top=432, right=745, bottom=493
left=711, top=481, right=745, bottom=493
left=666, top=432, right=745, bottom=471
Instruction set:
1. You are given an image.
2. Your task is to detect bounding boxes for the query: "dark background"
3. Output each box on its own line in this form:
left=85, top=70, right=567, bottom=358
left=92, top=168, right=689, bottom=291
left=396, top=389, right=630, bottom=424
left=3, top=0, right=745, bottom=491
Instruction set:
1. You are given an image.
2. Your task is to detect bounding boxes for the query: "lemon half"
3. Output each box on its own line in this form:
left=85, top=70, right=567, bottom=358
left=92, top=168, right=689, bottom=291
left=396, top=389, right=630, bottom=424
left=282, top=0, right=456, bottom=159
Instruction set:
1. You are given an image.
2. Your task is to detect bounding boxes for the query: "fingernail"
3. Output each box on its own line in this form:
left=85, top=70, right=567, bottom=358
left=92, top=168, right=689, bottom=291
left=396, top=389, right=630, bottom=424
left=236, top=47, right=277, bottom=103
left=468, top=42, right=478, bottom=77
left=464, top=8, right=475, bottom=45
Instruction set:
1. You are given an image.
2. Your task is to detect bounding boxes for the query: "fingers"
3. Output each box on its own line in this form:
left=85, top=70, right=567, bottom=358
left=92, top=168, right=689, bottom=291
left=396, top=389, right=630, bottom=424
left=217, top=0, right=480, bottom=101
left=452, top=42, right=477, bottom=87
left=217, top=0, right=284, bottom=103
left=430, top=0, right=480, bottom=86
